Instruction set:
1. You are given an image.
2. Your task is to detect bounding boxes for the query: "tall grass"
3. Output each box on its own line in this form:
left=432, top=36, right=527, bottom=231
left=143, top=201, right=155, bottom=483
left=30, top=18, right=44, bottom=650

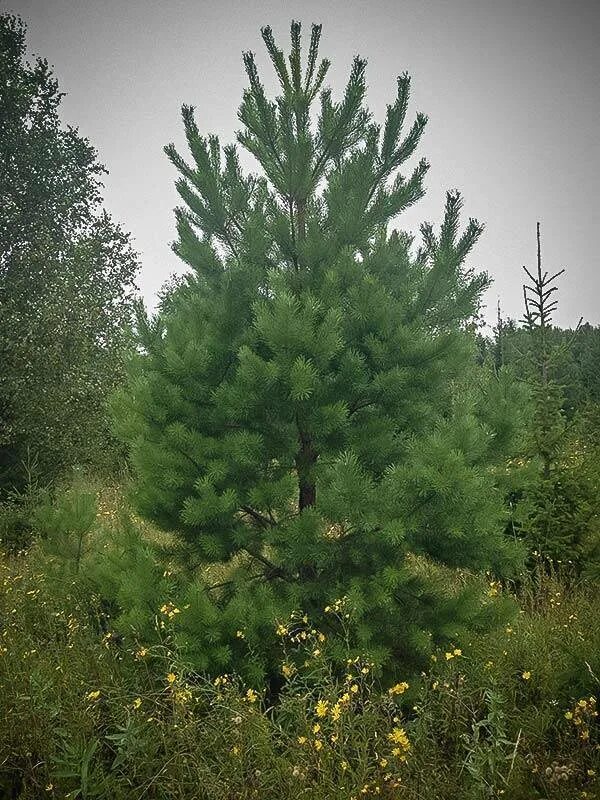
left=0, top=482, right=598, bottom=799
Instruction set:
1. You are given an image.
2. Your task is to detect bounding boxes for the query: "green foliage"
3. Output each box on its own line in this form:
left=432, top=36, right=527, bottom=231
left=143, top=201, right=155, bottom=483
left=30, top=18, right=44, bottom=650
left=116, top=22, right=526, bottom=678
left=493, top=225, right=600, bottom=572
left=34, top=478, right=98, bottom=573
left=0, top=13, right=139, bottom=494
left=0, top=536, right=598, bottom=800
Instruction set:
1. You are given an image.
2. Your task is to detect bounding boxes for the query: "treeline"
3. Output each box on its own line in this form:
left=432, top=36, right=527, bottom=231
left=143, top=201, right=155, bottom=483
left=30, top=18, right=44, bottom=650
left=0, top=13, right=138, bottom=494
left=480, top=320, right=600, bottom=415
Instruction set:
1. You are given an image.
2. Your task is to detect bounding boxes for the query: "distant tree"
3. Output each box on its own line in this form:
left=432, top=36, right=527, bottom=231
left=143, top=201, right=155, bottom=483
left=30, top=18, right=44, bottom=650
left=0, top=13, right=139, bottom=492
left=511, top=224, right=600, bottom=568
left=116, top=22, right=523, bottom=680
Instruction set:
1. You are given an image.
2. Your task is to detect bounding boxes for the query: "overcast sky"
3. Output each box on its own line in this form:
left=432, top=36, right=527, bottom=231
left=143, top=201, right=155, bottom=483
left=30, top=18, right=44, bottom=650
left=12, top=0, right=600, bottom=327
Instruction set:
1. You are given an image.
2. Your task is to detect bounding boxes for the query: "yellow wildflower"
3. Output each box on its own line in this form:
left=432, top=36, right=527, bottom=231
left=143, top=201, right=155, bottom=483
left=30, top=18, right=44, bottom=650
left=315, top=699, right=329, bottom=718
left=312, top=723, right=321, bottom=734
left=166, top=672, right=177, bottom=684
left=388, top=727, right=410, bottom=748
left=350, top=684, right=359, bottom=694
left=132, top=697, right=142, bottom=709
left=246, top=688, right=258, bottom=703
left=298, top=736, right=307, bottom=745
left=86, top=690, right=101, bottom=701
left=388, top=681, right=409, bottom=696
left=314, top=739, right=323, bottom=751
left=281, top=662, right=295, bottom=679
left=331, top=703, right=342, bottom=721
left=341, top=760, right=348, bottom=771
left=522, top=671, right=531, bottom=681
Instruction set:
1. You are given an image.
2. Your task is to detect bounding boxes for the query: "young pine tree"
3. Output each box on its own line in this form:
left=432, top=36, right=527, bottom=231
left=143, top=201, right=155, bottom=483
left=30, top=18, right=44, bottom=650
left=115, top=23, right=523, bottom=681
left=516, top=224, right=599, bottom=570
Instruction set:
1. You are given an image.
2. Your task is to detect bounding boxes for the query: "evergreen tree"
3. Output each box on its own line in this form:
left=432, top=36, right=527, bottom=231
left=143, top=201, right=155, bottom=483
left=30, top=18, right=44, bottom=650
left=116, top=22, right=523, bottom=680
left=513, top=224, right=599, bottom=568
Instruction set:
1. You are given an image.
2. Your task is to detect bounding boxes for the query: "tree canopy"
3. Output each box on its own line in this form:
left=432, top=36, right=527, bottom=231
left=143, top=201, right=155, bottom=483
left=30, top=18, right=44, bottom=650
left=0, top=13, right=139, bottom=492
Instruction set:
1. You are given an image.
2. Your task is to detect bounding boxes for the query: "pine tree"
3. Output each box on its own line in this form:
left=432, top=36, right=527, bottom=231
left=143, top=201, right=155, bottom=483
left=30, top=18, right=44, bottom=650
left=115, top=22, right=523, bottom=680
left=516, top=224, right=599, bottom=568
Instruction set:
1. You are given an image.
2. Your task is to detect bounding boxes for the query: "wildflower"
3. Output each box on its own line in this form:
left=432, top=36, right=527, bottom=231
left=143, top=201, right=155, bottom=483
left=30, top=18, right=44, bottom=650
left=315, top=699, right=329, bottom=718
left=86, top=690, right=101, bottom=701
left=276, top=623, right=287, bottom=637
left=350, top=684, right=359, bottom=694
left=298, top=736, right=307, bottom=745
left=313, top=648, right=321, bottom=657
left=236, top=630, right=245, bottom=639
left=379, top=758, right=388, bottom=768
left=339, top=692, right=350, bottom=706
left=231, top=745, right=240, bottom=756
left=341, top=760, right=348, bottom=771
left=246, top=688, right=258, bottom=703
left=388, top=727, right=410, bottom=748
left=174, top=687, right=192, bottom=704
left=522, top=671, right=531, bottom=681
left=282, top=662, right=295, bottom=679
left=318, top=632, right=326, bottom=642
left=445, top=652, right=454, bottom=661
left=564, top=711, right=573, bottom=720
left=135, top=647, right=148, bottom=659
left=166, top=672, right=177, bottom=684
left=388, top=681, right=409, bottom=696
left=132, top=697, right=142, bottom=709
left=314, top=739, right=323, bottom=751
left=331, top=703, right=342, bottom=721
left=453, top=648, right=462, bottom=657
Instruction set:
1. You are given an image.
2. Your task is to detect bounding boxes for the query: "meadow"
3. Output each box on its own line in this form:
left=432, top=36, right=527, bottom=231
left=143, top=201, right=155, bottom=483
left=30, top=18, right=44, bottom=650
left=0, top=482, right=599, bottom=799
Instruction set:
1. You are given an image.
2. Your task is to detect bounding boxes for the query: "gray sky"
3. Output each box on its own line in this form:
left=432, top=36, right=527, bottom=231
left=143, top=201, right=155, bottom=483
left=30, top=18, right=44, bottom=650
left=11, top=0, right=600, bottom=327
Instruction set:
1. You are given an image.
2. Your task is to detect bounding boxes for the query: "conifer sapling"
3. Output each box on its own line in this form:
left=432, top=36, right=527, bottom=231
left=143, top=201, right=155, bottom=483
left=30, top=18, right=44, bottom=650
left=115, top=22, right=523, bottom=681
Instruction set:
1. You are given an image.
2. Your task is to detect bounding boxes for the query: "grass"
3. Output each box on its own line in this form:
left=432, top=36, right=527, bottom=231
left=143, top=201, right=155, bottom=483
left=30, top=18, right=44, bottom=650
left=0, top=483, right=599, bottom=799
